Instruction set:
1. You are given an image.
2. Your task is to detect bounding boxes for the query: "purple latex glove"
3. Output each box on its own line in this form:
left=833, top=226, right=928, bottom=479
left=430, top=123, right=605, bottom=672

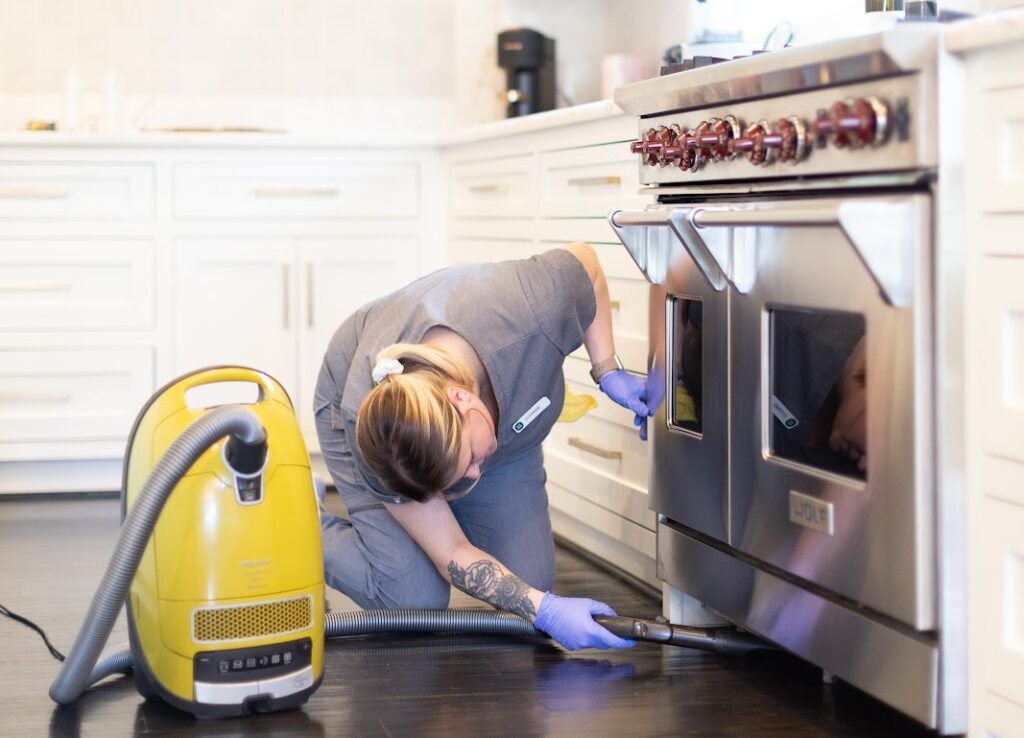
left=534, top=592, right=636, bottom=651
left=599, top=369, right=653, bottom=439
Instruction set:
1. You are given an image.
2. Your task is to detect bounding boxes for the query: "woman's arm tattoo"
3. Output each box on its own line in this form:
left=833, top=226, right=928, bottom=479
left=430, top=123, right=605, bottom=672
left=447, top=559, right=536, bottom=620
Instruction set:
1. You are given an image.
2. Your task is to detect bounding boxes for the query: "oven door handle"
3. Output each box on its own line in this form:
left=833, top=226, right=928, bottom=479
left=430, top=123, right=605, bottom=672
left=611, top=199, right=922, bottom=307
left=608, top=208, right=729, bottom=291
left=687, top=200, right=921, bottom=307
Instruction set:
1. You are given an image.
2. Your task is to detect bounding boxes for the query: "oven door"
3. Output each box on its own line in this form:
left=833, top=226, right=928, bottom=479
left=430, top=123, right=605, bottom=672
left=700, top=194, right=934, bottom=630
left=610, top=208, right=730, bottom=542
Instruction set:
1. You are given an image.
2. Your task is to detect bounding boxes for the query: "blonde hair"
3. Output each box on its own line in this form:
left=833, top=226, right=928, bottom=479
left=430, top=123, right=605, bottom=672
left=356, top=342, right=476, bottom=503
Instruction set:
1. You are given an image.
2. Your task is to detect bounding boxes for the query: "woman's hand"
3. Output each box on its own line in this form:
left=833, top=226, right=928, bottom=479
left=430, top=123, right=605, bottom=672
left=534, top=592, right=636, bottom=650
left=599, top=370, right=653, bottom=438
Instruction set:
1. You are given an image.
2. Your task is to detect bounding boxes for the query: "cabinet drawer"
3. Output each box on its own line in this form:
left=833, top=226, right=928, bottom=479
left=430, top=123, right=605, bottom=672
left=975, top=496, right=1024, bottom=709
left=174, top=161, right=419, bottom=219
left=0, top=163, right=153, bottom=220
left=449, top=155, right=535, bottom=219
left=0, top=348, right=153, bottom=459
left=0, top=239, right=154, bottom=330
left=544, top=451, right=654, bottom=530
left=538, top=143, right=645, bottom=218
left=448, top=236, right=540, bottom=266
left=978, top=83, right=1024, bottom=214
left=546, top=389, right=649, bottom=488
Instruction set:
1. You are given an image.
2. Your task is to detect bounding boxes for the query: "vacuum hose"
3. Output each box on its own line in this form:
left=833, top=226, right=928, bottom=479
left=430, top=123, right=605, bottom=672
left=49, top=406, right=266, bottom=705
left=50, top=405, right=773, bottom=704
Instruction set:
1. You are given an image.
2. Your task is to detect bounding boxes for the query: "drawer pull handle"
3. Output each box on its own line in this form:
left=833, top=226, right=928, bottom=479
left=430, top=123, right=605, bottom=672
left=282, top=264, right=290, bottom=329
left=467, top=183, right=507, bottom=195
left=253, top=187, right=339, bottom=198
left=568, top=436, right=622, bottom=460
left=306, top=263, right=314, bottom=329
left=0, top=281, right=73, bottom=292
left=608, top=299, right=621, bottom=310
left=0, top=186, right=71, bottom=199
left=0, top=390, right=72, bottom=403
left=566, top=175, right=621, bottom=188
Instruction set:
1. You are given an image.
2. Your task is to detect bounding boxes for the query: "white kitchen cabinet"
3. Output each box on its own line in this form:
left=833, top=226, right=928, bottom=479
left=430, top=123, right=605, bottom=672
left=0, top=143, right=437, bottom=493
left=0, top=238, right=154, bottom=331
left=947, top=17, right=1024, bottom=737
left=174, top=160, right=419, bottom=220
left=442, top=110, right=658, bottom=590
left=0, top=162, right=154, bottom=220
left=173, top=239, right=299, bottom=401
left=296, top=237, right=419, bottom=443
left=0, top=347, right=153, bottom=461
left=175, top=236, right=420, bottom=449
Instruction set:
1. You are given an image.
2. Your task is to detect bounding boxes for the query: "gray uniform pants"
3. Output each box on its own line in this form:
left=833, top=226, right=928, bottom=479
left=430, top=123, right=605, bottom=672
left=315, top=406, right=556, bottom=610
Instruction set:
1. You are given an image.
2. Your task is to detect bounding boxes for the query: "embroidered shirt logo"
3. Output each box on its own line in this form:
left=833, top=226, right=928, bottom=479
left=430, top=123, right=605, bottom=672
left=513, top=397, right=550, bottom=433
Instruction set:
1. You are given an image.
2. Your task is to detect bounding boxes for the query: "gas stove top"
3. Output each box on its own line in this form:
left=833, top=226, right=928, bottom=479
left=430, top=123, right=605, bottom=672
left=615, top=25, right=943, bottom=187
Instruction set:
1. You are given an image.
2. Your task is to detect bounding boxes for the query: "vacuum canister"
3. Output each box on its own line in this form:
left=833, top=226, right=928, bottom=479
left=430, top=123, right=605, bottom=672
left=121, top=366, right=325, bottom=718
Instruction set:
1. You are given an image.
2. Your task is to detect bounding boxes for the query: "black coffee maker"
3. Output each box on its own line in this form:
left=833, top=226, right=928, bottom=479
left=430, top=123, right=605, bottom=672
left=497, top=28, right=556, bottom=117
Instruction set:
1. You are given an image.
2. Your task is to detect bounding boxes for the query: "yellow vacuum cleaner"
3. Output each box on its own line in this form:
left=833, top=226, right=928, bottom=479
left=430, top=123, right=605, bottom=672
left=51, top=366, right=325, bottom=717
left=47, top=365, right=771, bottom=719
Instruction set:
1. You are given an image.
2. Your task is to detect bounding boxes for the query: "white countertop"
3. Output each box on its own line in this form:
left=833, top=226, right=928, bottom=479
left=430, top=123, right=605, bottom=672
left=0, top=99, right=625, bottom=150
left=944, top=7, right=1024, bottom=53
left=433, top=99, right=624, bottom=147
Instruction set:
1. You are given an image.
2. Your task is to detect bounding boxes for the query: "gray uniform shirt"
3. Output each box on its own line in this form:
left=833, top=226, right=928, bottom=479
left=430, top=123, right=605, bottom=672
left=312, top=248, right=597, bottom=504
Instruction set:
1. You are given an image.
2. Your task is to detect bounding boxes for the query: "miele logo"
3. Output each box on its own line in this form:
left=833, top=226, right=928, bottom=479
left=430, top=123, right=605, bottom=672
left=240, top=559, right=271, bottom=568
left=788, top=490, right=834, bottom=535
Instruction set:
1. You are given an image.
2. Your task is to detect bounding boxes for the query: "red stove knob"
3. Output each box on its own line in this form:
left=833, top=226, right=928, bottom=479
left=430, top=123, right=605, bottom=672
left=629, top=126, right=676, bottom=166
left=813, top=97, right=890, bottom=148
left=772, top=117, right=809, bottom=163
left=732, top=120, right=774, bottom=166
left=674, top=128, right=700, bottom=171
left=693, top=116, right=739, bottom=162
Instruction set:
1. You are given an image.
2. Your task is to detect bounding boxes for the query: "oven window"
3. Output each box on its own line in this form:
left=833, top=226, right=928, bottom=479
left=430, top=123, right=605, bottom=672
left=768, top=308, right=867, bottom=480
left=670, top=297, right=702, bottom=435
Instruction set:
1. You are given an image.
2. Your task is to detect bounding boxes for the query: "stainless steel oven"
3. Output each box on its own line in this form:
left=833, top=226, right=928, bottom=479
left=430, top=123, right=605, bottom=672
left=608, top=25, right=964, bottom=735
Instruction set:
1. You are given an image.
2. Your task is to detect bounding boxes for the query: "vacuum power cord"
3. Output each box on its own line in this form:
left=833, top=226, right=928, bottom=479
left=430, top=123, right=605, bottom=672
left=0, top=601, right=66, bottom=661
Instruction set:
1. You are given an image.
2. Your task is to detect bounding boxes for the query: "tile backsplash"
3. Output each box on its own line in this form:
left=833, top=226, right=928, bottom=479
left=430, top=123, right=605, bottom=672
left=0, top=0, right=833, bottom=135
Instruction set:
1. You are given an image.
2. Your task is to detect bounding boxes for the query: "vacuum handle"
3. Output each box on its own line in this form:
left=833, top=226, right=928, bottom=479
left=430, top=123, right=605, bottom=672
left=167, top=366, right=293, bottom=411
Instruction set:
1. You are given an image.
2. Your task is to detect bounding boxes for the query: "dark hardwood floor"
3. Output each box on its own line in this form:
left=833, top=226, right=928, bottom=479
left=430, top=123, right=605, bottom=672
left=1, top=496, right=937, bottom=737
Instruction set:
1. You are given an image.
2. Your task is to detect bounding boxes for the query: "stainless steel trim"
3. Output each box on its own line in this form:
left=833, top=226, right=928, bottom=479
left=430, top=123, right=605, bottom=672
left=657, top=522, right=938, bottom=728
left=614, top=25, right=939, bottom=115
left=0, top=186, right=71, bottom=199
left=567, top=175, right=622, bottom=187
left=253, top=186, right=338, bottom=198
left=646, top=170, right=933, bottom=198
left=568, top=436, right=622, bottom=460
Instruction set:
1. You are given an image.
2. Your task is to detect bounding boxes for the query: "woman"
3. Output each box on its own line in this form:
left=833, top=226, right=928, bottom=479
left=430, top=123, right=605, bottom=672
left=312, top=242, right=652, bottom=650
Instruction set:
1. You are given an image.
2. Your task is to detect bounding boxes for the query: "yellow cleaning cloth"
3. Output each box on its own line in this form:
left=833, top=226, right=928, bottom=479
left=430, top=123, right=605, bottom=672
left=558, top=384, right=598, bottom=422
left=675, top=384, right=697, bottom=424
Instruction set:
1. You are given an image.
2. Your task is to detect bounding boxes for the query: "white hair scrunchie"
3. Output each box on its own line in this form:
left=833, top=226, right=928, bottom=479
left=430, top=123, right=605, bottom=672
left=371, top=358, right=404, bottom=385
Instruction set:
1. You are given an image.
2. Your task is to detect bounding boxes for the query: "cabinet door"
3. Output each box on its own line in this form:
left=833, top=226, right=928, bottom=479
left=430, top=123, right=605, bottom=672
left=298, top=237, right=419, bottom=446
left=174, top=239, right=299, bottom=401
